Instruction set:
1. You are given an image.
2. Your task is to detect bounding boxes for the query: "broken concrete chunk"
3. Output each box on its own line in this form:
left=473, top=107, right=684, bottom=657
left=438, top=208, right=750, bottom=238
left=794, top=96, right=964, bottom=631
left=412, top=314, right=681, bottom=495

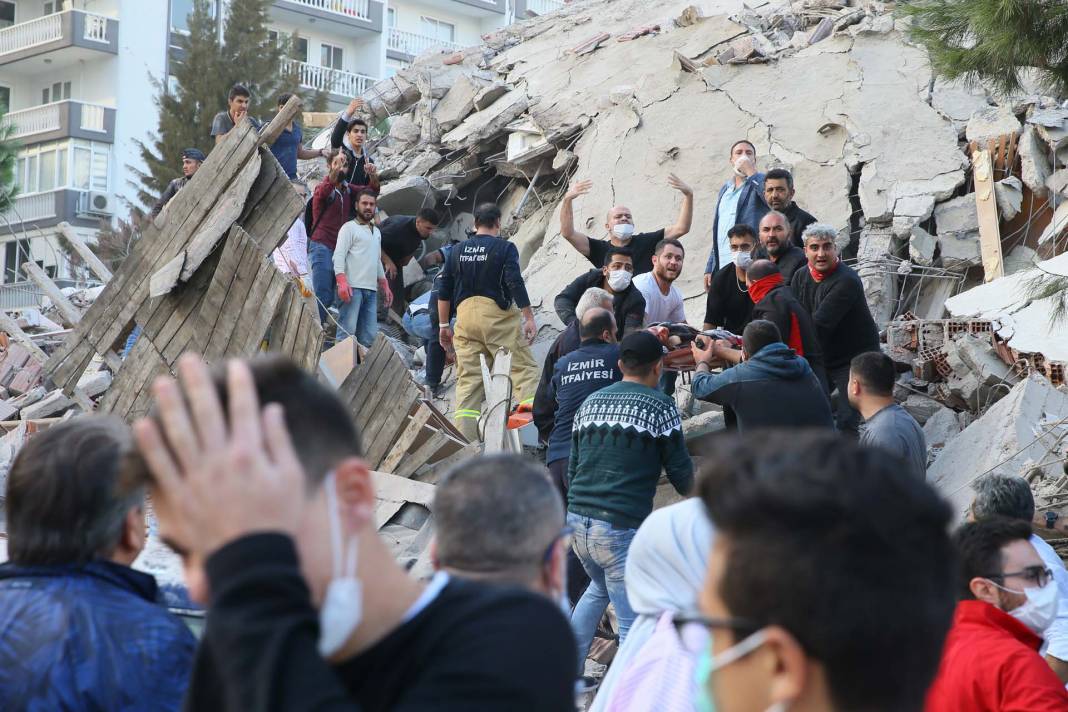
left=440, top=89, right=528, bottom=149
left=376, top=176, right=436, bottom=216
left=473, top=83, right=509, bottom=112
left=938, top=232, right=982, bottom=270
left=965, top=105, right=1022, bottom=144
left=1046, top=169, right=1068, bottom=198
left=923, top=405, right=962, bottom=452
left=929, top=375, right=1068, bottom=513
left=1030, top=108, right=1068, bottom=149
left=1018, top=124, right=1052, bottom=196
left=388, top=115, right=422, bottom=148
left=909, top=225, right=937, bottom=266
left=403, top=151, right=442, bottom=177
left=993, top=175, right=1023, bottom=221
left=77, top=369, right=112, bottom=398
left=895, top=194, right=936, bottom=220
left=5, top=386, right=45, bottom=412
left=931, top=80, right=991, bottom=136
left=934, top=194, right=980, bottom=239
left=1037, top=198, right=1068, bottom=245
left=676, top=5, right=703, bottom=26
left=902, top=394, right=945, bottom=425
left=433, top=74, right=484, bottom=132
left=1003, top=245, right=1038, bottom=275
left=20, top=389, right=75, bottom=420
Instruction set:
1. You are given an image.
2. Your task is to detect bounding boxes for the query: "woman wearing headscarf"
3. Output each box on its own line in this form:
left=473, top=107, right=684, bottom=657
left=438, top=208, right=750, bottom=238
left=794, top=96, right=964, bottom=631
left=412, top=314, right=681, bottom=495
left=590, top=498, right=715, bottom=712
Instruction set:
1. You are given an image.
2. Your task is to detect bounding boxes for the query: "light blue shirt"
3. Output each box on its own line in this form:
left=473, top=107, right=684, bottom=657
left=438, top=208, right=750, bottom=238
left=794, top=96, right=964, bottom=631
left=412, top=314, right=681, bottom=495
left=715, top=181, right=745, bottom=266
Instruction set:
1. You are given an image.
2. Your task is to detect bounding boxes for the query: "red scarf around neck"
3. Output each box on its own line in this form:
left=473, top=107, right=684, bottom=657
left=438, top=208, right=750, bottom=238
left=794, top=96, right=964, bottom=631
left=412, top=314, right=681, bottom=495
left=748, top=273, right=804, bottom=356
left=747, top=273, right=783, bottom=304
left=808, top=258, right=840, bottom=283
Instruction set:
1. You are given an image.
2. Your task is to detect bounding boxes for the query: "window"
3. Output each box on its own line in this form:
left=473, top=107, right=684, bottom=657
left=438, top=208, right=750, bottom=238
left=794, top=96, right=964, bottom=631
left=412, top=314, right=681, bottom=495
left=320, top=43, right=342, bottom=71
left=39, top=148, right=56, bottom=191
left=15, top=140, right=107, bottom=195
left=0, top=86, right=9, bottom=114
left=42, top=81, right=71, bottom=104
left=170, top=0, right=195, bottom=32
left=0, top=2, right=14, bottom=29
left=420, top=16, right=455, bottom=43
left=291, top=36, right=308, bottom=63
left=388, top=8, right=396, bottom=27
left=43, top=2, right=57, bottom=15
left=70, top=139, right=110, bottom=192
left=4, top=239, right=31, bottom=284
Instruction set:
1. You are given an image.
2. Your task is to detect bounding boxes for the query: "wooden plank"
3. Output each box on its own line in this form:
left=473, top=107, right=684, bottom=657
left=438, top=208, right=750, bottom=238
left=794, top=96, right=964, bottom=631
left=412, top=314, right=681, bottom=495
left=57, top=222, right=112, bottom=282
left=394, top=430, right=453, bottom=479
left=340, top=335, right=391, bottom=408
left=411, top=441, right=480, bottom=483
left=372, top=470, right=437, bottom=508
left=973, top=149, right=1004, bottom=282
left=358, top=367, right=417, bottom=460
left=258, top=94, right=304, bottom=146
left=0, top=312, right=49, bottom=365
left=379, top=404, right=434, bottom=474
left=22, top=261, right=82, bottom=328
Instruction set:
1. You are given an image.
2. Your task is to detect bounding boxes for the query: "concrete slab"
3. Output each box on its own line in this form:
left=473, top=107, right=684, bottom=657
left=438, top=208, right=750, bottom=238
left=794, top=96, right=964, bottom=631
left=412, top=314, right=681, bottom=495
left=965, top=105, right=1022, bottom=144
left=928, top=375, right=1068, bottom=517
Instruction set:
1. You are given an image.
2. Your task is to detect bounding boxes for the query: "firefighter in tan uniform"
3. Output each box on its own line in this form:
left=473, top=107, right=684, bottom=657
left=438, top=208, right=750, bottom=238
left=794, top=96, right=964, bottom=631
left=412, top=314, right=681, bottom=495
left=437, top=203, right=539, bottom=442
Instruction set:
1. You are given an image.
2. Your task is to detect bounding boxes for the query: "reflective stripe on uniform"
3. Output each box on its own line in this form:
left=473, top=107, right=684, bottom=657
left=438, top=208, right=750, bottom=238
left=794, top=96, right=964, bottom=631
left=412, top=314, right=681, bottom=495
left=455, top=409, right=481, bottom=419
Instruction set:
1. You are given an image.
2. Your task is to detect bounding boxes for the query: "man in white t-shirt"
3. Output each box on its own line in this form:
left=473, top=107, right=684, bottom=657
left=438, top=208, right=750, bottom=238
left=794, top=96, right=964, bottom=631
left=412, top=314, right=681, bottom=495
left=632, top=238, right=687, bottom=395
left=632, top=238, right=686, bottom=325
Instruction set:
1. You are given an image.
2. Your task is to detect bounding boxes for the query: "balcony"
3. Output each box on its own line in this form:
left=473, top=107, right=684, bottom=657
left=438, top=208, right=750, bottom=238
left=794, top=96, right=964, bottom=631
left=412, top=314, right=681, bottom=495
left=0, top=10, right=118, bottom=71
left=449, top=0, right=506, bottom=16
left=516, top=0, right=566, bottom=15
left=0, top=189, right=107, bottom=232
left=285, top=59, right=378, bottom=99
left=387, top=28, right=462, bottom=61
left=271, top=0, right=383, bottom=33
left=1, top=101, right=116, bottom=144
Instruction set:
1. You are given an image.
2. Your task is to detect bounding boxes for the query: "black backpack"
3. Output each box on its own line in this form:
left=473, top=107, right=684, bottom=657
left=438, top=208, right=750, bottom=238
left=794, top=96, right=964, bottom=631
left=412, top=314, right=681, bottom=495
left=303, top=189, right=338, bottom=236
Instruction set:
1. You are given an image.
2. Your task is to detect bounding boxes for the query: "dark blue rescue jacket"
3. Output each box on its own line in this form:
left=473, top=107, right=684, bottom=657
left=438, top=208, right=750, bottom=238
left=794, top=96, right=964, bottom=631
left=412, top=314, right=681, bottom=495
left=546, top=339, right=622, bottom=465
left=437, top=234, right=530, bottom=312
left=0, top=560, right=196, bottom=711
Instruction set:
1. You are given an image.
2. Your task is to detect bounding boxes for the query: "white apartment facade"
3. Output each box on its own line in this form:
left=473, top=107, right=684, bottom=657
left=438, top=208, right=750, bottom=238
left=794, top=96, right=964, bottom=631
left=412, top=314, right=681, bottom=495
left=0, top=0, right=562, bottom=295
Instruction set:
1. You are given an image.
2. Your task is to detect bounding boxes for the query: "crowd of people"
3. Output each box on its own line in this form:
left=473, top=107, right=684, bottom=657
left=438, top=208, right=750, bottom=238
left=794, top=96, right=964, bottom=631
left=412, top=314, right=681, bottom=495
left=4, top=85, right=1067, bottom=712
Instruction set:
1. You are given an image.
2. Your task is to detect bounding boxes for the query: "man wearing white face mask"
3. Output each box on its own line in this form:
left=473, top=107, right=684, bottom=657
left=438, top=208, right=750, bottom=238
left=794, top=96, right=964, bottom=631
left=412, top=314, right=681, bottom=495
left=124, top=354, right=578, bottom=711
left=685, top=431, right=956, bottom=712
left=702, top=225, right=756, bottom=334
left=555, top=247, right=647, bottom=340
left=927, top=517, right=1068, bottom=710
left=559, top=175, right=694, bottom=275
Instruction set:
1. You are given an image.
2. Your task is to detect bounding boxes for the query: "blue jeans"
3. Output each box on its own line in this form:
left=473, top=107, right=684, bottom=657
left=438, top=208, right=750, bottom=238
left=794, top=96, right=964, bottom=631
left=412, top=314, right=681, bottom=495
left=338, top=287, right=378, bottom=348
left=309, top=241, right=335, bottom=324
left=567, top=512, right=637, bottom=671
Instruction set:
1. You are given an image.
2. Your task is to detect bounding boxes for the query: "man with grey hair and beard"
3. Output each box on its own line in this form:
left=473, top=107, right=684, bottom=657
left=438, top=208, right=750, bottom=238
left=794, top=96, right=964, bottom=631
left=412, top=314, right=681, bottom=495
left=790, top=223, right=879, bottom=435
left=969, top=473, right=1068, bottom=682
left=534, top=287, right=616, bottom=441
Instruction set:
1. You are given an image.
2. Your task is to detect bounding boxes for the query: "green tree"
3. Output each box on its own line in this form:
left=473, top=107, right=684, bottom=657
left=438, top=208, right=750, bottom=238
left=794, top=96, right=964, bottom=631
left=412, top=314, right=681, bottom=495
left=0, top=117, right=19, bottom=214
left=133, top=0, right=307, bottom=207
left=900, top=0, right=1068, bottom=97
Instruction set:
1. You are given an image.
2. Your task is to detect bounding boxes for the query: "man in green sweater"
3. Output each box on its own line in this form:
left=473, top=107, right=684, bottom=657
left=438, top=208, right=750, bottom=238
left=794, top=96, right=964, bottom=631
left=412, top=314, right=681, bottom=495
left=566, top=330, right=694, bottom=669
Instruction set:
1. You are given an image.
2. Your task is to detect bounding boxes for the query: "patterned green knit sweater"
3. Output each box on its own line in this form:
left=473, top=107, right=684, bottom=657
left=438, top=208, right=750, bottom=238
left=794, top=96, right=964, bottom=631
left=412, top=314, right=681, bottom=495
left=567, top=380, right=694, bottom=528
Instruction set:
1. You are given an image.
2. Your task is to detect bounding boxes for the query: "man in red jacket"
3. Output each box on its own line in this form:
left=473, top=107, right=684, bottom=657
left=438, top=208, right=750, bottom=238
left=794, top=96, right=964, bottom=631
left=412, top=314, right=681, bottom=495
left=926, top=517, right=1068, bottom=711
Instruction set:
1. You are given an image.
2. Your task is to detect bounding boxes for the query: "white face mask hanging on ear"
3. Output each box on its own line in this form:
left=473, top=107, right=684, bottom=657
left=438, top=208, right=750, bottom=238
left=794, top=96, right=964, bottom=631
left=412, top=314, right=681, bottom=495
left=317, top=471, right=363, bottom=659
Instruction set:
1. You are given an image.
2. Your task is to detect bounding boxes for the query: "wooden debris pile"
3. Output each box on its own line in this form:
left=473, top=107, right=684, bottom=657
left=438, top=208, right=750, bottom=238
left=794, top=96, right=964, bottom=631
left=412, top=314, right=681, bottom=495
left=32, top=96, right=323, bottom=422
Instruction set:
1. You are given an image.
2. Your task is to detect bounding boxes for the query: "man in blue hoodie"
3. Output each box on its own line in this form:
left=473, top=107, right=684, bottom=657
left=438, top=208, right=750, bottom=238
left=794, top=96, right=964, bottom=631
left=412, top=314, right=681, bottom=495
left=690, top=319, right=833, bottom=431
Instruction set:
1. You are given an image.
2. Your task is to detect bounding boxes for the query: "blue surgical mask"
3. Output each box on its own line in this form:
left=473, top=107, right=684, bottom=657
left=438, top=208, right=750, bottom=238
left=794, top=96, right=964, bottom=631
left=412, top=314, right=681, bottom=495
left=694, top=629, right=786, bottom=712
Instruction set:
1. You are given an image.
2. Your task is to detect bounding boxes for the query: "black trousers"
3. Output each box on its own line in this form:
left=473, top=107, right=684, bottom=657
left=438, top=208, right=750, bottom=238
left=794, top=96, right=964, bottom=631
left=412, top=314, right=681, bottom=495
left=828, top=363, right=862, bottom=436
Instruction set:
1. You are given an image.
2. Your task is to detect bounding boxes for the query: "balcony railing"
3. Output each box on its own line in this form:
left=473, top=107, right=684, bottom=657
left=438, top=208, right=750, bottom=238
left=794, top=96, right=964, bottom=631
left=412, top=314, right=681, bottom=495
left=285, top=59, right=377, bottom=97
left=0, top=13, right=62, bottom=55
left=1, top=101, right=111, bottom=140
left=527, top=0, right=565, bottom=13
left=0, top=10, right=114, bottom=58
left=387, top=28, right=461, bottom=56
left=1, top=191, right=59, bottom=225
left=282, top=0, right=371, bottom=20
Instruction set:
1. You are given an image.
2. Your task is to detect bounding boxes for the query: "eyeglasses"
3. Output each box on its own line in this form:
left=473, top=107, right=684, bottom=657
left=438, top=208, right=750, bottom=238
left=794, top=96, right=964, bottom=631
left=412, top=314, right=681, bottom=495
left=543, top=526, right=573, bottom=563
left=671, top=613, right=760, bottom=655
left=985, top=566, right=1053, bottom=588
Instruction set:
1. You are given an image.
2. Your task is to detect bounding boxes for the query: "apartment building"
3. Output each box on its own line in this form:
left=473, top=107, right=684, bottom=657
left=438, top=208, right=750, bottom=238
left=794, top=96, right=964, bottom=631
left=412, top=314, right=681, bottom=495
left=0, top=0, right=165, bottom=292
left=0, top=0, right=563, bottom=295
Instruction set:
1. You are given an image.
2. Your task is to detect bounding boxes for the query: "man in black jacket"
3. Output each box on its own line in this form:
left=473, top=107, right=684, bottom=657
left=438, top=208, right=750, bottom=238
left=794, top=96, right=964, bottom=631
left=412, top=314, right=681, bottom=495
left=330, top=98, right=380, bottom=189
left=554, top=247, right=646, bottom=340
left=533, top=287, right=614, bottom=441
left=126, top=354, right=577, bottom=712
left=790, top=223, right=880, bottom=435
left=746, top=259, right=827, bottom=392
left=753, top=210, right=807, bottom=284
left=149, top=148, right=205, bottom=219
left=690, top=320, right=832, bottom=431
left=764, top=168, right=816, bottom=247
left=703, top=224, right=756, bottom=334
left=379, top=209, right=440, bottom=316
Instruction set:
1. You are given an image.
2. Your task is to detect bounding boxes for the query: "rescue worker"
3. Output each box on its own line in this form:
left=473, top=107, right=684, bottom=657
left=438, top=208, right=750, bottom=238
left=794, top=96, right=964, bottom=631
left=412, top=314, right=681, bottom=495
left=437, top=203, right=539, bottom=442
left=150, top=148, right=205, bottom=218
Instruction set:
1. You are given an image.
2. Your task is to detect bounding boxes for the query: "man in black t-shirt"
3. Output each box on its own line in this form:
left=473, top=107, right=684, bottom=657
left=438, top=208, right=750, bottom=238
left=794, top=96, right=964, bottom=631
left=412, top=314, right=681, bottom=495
left=764, top=167, right=817, bottom=248
left=703, top=224, right=756, bottom=334
left=125, top=355, right=577, bottom=712
left=558, top=175, right=694, bottom=274
left=379, top=208, right=440, bottom=316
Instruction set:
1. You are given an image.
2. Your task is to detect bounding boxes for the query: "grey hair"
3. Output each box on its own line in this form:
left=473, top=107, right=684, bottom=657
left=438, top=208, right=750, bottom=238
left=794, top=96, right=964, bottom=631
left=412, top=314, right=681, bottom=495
left=802, top=223, right=838, bottom=244
left=576, top=287, right=613, bottom=320
left=763, top=209, right=791, bottom=235
left=971, top=474, right=1035, bottom=523
left=433, top=454, right=564, bottom=584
